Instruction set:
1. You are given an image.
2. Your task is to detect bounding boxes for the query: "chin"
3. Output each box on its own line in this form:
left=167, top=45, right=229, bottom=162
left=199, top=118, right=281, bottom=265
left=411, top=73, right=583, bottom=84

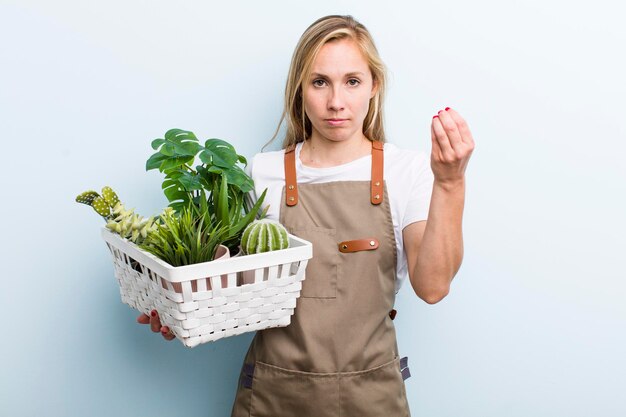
left=318, top=129, right=356, bottom=143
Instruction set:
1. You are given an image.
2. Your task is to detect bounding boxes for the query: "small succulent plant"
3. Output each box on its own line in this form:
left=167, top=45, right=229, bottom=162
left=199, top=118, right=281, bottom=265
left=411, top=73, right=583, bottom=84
left=76, top=186, right=158, bottom=245
left=241, top=219, right=289, bottom=255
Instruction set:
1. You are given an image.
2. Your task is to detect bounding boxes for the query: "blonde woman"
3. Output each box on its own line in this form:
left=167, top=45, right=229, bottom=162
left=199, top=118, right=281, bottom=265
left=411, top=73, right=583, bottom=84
left=141, top=14, right=475, bottom=415
left=230, top=15, right=475, bottom=416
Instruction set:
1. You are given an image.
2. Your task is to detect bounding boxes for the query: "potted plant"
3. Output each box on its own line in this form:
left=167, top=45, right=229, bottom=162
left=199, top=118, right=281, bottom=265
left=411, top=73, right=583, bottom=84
left=76, top=129, right=312, bottom=347
left=145, top=129, right=268, bottom=256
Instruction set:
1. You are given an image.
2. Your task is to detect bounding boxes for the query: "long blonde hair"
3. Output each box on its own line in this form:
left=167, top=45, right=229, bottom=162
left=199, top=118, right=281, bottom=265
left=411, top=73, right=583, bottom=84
left=266, top=15, right=387, bottom=150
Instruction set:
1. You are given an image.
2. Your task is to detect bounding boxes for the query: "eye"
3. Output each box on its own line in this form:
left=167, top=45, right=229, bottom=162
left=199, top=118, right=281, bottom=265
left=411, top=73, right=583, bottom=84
left=312, top=79, right=326, bottom=87
left=347, top=78, right=361, bottom=86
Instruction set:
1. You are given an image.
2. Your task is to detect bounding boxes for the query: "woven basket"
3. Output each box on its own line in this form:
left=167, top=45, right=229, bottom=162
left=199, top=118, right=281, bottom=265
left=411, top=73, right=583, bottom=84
left=101, top=228, right=312, bottom=347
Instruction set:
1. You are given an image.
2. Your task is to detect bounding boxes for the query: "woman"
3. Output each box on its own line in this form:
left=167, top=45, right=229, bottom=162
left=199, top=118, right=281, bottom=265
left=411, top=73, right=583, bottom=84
left=141, top=14, right=474, bottom=416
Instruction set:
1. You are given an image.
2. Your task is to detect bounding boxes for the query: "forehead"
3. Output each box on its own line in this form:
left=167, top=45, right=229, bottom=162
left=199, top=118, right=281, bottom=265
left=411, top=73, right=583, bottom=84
left=310, top=38, right=370, bottom=75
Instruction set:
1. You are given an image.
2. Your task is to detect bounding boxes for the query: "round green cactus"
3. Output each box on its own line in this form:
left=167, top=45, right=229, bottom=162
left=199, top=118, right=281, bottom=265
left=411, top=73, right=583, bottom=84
left=241, top=219, right=289, bottom=255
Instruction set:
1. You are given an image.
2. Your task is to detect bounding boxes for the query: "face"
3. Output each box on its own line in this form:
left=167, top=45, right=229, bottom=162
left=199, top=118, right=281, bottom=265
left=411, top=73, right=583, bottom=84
left=303, top=38, right=377, bottom=145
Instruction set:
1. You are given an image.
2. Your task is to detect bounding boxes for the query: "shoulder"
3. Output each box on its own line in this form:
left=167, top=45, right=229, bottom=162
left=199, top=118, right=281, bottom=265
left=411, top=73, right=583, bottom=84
left=249, top=148, right=286, bottom=182
left=383, top=142, right=430, bottom=176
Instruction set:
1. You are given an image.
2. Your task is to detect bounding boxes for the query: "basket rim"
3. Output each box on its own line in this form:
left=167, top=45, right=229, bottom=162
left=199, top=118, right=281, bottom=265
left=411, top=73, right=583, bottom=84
left=101, top=228, right=312, bottom=282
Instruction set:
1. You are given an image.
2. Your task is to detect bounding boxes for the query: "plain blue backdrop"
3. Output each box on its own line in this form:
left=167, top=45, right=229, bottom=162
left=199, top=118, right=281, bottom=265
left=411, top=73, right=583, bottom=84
left=2, top=1, right=625, bottom=416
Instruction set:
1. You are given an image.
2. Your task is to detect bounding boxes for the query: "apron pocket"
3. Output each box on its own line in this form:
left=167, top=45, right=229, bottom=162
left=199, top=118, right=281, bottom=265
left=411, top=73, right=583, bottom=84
left=290, top=226, right=338, bottom=299
left=250, top=361, right=340, bottom=417
left=340, top=357, right=410, bottom=416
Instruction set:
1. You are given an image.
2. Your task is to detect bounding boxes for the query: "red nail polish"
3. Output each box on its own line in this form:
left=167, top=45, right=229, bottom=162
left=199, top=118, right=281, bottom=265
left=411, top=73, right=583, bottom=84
left=151, top=310, right=157, bottom=317
left=445, top=107, right=450, bottom=111
left=433, top=115, right=439, bottom=119
left=438, top=110, right=443, bottom=114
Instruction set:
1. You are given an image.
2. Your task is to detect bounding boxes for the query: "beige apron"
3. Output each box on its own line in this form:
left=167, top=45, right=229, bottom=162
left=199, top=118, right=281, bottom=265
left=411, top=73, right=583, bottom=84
left=231, top=141, right=411, bottom=417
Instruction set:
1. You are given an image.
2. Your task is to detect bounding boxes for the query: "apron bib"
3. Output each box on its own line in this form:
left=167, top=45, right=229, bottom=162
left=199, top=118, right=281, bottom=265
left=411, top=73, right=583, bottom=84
left=231, top=141, right=411, bottom=416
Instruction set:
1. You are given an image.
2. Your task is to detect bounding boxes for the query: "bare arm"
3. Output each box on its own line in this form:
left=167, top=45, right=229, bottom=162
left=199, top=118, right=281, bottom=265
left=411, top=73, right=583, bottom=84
left=403, top=107, right=474, bottom=304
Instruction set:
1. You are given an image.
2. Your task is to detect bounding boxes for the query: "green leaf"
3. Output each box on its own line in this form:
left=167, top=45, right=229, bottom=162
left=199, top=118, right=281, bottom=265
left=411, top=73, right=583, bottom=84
left=146, top=152, right=169, bottom=171
left=160, top=143, right=175, bottom=157
left=159, top=156, right=194, bottom=172
left=225, top=166, right=254, bottom=192
left=207, top=166, right=223, bottom=174
left=218, top=174, right=229, bottom=223
left=178, top=172, right=203, bottom=191
left=229, top=188, right=267, bottom=235
left=199, top=138, right=239, bottom=168
left=163, top=183, right=188, bottom=203
left=151, top=138, right=166, bottom=150
left=163, top=129, right=201, bottom=157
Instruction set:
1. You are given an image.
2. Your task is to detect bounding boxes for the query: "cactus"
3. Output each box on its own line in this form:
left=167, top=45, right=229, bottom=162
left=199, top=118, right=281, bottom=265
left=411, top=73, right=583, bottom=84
left=241, top=219, right=289, bottom=255
left=76, top=186, right=159, bottom=245
left=75, top=186, right=119, bottom=219
left=91, top=196, right=112, bottom=217
left=76, top=191, right=100, bottom=206
left=101, top=186, right=120, bottom=207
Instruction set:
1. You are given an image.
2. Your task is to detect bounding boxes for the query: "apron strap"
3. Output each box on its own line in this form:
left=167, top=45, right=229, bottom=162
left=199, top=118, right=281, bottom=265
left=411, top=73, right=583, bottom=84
left=284, top=146, right=298, bottom=206
left=371, top=141, right=384, bottom=205
left=283, top=141, right=385, bottom=207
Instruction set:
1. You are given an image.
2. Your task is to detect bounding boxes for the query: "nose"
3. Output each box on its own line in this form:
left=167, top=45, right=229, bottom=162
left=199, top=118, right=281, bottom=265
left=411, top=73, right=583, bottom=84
left=327, top=86, right=345, bottom=112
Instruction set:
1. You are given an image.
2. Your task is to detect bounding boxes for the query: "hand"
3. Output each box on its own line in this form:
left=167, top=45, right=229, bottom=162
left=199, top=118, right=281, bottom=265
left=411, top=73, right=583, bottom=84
left=430, top=107, right=475, bottom=187
left=137, top=310, right=176, bottom=341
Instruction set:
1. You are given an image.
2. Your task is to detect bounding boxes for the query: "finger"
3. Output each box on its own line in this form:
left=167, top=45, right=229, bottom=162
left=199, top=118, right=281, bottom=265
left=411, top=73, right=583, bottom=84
left=161, top=326, right=176, bottom=341
left=437, top=109, right=463, bottom=150
left=444, top=107, right=475, bottom=145
left=431, top=120, right=443, bottom=161
left=431, top=114, right=455, bottom=160
left=137, top=313, right=150, bottom=325
left=149, top=310, right=161, bottom=333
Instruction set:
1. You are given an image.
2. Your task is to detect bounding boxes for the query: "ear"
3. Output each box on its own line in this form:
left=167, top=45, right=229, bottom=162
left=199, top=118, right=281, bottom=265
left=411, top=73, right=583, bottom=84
left=370, top=78, right=379, bottom=99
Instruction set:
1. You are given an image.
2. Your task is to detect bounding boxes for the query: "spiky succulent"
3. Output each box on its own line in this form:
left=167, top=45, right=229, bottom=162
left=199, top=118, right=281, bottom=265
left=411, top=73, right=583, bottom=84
left=104, top=203, right=159, bottom=244
left=241, top=219, right=289, bottom=255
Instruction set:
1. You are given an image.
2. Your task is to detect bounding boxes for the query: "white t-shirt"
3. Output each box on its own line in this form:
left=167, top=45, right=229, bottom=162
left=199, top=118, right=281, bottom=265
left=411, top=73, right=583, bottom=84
left=246, top=141, right=434, bottom=293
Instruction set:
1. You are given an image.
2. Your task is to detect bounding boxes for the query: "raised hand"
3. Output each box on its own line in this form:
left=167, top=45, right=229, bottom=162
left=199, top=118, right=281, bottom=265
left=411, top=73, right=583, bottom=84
left=430, top=107, right=475, bottom=186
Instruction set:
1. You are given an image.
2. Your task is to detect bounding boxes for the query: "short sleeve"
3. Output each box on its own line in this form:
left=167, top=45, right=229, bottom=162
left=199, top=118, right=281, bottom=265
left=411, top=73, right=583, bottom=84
left=402, top=151, right=434, bottom=229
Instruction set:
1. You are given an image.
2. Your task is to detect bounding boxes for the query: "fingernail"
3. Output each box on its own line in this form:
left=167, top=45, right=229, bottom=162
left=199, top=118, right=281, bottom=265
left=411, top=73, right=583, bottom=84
left=438, top=110, right=443, bottom=114
left=151, top=310, right=157, bottom=317
left=445, top=107, right=451, bottom=111
left=160, top=326, right=169, bottom=334
left=433, top=115, right=439, bottom=119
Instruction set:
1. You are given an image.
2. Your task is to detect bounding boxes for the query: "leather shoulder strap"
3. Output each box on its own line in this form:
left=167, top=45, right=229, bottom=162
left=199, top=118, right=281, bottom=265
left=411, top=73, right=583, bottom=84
left=371, top=141, right=384, bottom=205
left=284, top=146, right=298, bottom=206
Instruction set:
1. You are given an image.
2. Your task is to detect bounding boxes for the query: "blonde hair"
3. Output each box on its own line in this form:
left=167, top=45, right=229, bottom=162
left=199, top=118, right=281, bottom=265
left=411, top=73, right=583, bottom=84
left=266, top=15, right=387, bottom=150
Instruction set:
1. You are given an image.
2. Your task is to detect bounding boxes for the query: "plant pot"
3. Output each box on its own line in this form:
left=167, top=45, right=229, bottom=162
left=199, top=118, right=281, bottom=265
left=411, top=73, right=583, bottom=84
left=203, top=244, right=230, bottom=291
left=229, top=246, right=256, bottom=285
left=165, top=244, right=230, bottom=293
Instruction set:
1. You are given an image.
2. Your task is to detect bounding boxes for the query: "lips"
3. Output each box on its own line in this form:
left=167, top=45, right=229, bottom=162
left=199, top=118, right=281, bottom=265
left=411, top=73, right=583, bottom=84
left=325, top=118, right=348, bottom=126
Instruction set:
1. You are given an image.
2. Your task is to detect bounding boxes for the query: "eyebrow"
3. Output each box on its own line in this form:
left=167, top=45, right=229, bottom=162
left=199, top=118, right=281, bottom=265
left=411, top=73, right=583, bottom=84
left=310, top=71, right=366, bottom=78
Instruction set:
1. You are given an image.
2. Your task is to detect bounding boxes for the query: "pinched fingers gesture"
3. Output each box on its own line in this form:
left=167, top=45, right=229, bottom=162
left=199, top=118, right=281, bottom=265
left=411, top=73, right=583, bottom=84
left=430, top=107, right=475, bottom=186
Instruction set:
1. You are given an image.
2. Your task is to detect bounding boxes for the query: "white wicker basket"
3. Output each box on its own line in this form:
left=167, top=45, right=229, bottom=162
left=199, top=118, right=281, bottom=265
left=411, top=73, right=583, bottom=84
left=101, top=228, right=312, bottom=348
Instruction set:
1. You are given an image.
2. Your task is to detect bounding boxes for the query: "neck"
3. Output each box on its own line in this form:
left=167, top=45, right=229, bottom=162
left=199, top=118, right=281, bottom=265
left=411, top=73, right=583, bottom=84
left=300, top=134, right=372, bottom=168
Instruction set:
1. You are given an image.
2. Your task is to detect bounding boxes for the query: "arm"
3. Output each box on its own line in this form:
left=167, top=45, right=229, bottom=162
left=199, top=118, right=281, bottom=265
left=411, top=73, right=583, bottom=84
left=403, top=107, right=475, bottom=304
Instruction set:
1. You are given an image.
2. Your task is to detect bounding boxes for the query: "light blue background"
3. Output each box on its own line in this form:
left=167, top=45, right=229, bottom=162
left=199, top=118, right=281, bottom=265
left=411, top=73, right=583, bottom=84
left=2, top=1, right=625, bottom=416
